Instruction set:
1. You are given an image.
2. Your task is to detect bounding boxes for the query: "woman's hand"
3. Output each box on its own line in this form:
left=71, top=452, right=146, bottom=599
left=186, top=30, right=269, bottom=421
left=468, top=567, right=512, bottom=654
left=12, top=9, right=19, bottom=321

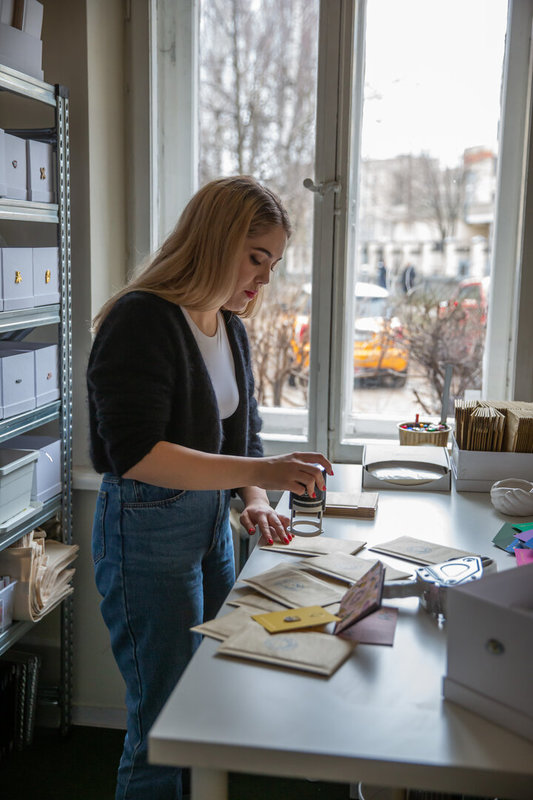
left=240, top=500, right=293, bottom=546
left=252, top=452, right=332, bottom=496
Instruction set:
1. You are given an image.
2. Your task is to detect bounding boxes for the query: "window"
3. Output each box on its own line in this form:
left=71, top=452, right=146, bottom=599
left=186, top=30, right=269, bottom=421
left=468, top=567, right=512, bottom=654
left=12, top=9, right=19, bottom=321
left=151, top=0, right=533, bottom=460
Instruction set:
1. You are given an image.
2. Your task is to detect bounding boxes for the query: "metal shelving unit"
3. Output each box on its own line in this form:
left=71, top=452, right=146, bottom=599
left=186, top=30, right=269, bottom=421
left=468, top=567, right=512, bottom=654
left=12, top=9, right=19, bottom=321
left=0, top=64, right=73, bottom=733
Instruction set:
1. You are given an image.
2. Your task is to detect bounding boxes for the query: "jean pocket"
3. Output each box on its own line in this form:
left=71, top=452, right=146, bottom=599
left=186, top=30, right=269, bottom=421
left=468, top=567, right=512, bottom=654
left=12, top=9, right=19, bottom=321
left=92, top=489, right=107, bottom=564
left=125, top=480, right=187, bottom=508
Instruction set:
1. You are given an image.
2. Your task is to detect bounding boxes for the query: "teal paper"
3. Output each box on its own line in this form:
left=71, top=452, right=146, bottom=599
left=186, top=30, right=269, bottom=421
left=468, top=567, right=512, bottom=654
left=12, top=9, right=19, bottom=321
left=512, top=522, right=533, bottom=531
left=493, top=523, right=520, bottom=550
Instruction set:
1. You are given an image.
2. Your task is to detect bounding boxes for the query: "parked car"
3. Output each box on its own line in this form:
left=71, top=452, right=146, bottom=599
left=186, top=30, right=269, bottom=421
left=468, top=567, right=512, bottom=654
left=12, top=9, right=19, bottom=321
left=352, top=282, right=409, bottom=386
left=438, top=277, right=490, bottom=323
left=289, top=281, right=409, bottom=387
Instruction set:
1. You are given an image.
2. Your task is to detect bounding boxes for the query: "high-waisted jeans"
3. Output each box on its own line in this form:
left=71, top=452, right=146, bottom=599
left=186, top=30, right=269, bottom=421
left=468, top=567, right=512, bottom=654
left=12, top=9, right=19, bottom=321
left=92, top=475, right=235, bottom=800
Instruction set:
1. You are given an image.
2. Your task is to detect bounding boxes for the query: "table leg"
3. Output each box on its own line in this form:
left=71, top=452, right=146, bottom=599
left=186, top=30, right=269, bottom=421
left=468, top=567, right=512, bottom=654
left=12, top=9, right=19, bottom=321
left=191, top=767, right=228, bottom=800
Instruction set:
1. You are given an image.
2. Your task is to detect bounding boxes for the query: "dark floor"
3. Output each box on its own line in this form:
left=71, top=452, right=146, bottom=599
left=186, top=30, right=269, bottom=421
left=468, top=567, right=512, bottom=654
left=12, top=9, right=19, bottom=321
left=0, top=725, right=351, bottom=799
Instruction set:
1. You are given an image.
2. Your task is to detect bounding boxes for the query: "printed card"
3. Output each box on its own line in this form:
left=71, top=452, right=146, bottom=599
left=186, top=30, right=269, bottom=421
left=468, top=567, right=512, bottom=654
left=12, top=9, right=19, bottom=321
left=252, top=605, right=339, bottom=633
left=260, top=535, right=365, bottom=557
left=334, top=561, right=385, bottom=634
left=303, top=552, right=411, bottom=584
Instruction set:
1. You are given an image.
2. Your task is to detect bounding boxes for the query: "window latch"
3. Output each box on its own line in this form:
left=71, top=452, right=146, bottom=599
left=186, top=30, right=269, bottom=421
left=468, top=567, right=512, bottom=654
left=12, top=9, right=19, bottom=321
left=303, top=178, right=341, bottom=196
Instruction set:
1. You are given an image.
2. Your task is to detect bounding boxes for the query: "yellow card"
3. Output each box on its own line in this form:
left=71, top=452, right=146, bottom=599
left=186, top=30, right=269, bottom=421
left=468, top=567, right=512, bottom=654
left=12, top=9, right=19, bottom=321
left=252, top=605, right=340, bottom=634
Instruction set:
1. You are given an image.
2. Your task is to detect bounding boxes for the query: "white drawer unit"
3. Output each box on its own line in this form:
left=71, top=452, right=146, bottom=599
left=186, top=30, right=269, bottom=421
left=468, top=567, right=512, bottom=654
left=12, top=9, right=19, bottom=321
left=5, top=435, right=62, bottom=504
left=0, top=340, right=59, bottom=406
left=3, top=133, right=27, bottom=201
left=0, top=349, right=36, bottom=418
left=32, top=246, right=60, bottom=305
left=26, top=139, right=55, bottom=203
left=0, top=22, right=43, bottom=81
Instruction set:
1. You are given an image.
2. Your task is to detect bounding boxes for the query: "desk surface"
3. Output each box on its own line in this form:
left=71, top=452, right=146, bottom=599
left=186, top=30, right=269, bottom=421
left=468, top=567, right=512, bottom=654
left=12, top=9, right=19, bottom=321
left=149, top=466, right=533, bottom=799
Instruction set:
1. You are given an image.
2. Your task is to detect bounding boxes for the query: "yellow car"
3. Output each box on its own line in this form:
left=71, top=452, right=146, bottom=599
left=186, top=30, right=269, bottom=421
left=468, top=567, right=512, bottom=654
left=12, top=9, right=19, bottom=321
left=353, top=282, right=408, bottom=386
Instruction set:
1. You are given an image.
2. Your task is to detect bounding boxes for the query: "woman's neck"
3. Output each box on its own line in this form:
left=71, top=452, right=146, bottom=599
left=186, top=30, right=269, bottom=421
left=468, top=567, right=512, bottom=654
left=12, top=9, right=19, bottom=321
left=183, top=307, right=218, bottom=337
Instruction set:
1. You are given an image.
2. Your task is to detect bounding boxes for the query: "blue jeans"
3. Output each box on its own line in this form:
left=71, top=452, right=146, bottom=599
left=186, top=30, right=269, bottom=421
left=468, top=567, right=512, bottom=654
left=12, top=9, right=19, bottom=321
left=92, top=475, right=235, bottom=800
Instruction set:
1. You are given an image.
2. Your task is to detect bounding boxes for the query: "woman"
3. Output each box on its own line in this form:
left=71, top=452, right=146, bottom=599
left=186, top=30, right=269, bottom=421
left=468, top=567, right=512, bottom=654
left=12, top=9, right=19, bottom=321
left=87, top=175, right=332, bottom=800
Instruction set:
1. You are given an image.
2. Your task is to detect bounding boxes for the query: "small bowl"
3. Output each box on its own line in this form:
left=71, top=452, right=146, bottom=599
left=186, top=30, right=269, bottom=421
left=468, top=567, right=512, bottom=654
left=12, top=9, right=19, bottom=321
left=398, top=421, right=451, bottom=447
left=490, top=478, right=533, bottom=516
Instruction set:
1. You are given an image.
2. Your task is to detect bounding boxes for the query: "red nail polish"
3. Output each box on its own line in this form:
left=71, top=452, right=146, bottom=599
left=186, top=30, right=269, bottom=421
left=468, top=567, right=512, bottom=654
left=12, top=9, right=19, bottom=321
left=312, top=492, right=316, bottom=499
left=248, top=528, right=255, bottom=534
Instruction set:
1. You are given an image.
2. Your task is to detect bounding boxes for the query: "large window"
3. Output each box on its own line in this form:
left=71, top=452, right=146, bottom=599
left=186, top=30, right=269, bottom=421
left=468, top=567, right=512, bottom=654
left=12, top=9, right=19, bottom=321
left=152, top=0, right=533, bottom=459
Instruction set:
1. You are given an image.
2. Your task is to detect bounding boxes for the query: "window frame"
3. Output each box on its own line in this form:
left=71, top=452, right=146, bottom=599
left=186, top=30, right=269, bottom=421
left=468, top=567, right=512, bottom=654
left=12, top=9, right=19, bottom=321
left=140, top=0, right=533, bottom=462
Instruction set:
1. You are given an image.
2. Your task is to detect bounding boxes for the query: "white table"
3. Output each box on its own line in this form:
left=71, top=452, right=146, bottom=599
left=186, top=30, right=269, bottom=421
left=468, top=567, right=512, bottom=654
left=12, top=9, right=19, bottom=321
left=149, top=466, right=533, bottom=799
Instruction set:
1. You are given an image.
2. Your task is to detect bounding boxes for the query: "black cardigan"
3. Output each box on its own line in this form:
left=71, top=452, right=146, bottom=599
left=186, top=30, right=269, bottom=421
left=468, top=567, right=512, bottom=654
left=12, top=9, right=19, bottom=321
left=87, top=291, right=263, bottom=477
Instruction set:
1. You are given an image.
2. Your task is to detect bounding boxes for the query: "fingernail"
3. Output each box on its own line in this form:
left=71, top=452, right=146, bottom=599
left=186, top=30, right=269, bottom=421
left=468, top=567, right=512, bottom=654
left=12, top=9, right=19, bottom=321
left=268, top=538, right=273, bottom=545
left=321, top=484, right=326, bottom=491
left=248, top=528, right=255, bottom=534
left=312, top=492, right=316, bottom=499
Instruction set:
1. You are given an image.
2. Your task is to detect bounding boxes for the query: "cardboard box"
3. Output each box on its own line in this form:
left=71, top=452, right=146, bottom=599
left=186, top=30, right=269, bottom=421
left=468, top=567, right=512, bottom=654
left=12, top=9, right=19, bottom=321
left=451, top=434, right=533, bottom=492
left=0, top=247, right=34, bottom=310
left=7, top=434, right=61, bottom=502
left=0, top=349, right=35, bottom=417
left=362, top=444, right=451, bottom=492
left=3, top=132, right=27, bottom=201
left=32, top=247, right=60, bottom=305
left=0, top=340, right=59, bottom=406
left=443, top=563, right=533, bottom=742
left=0, top=22, right=43, bottom=81
left=0, top=448, right=38, bottom=523
left=26, top=139, right=55, bottom=203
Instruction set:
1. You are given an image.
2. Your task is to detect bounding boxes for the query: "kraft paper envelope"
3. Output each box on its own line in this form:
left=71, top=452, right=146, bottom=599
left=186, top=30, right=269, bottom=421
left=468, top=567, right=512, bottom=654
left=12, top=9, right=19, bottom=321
left=260, top=534, right=365, bottom=557
left=226, top=591, right=287, bottom=612
left=252, top=605, right=339, bottom=633
left=217, top=624, right=355, bottom=676
left=242, top=562, right=346, bottom=608
left=369, top=535, right=475, bottom=566
left=191, top=605, right=262, bottom=641
left=303, top=552, right=411, bottom=584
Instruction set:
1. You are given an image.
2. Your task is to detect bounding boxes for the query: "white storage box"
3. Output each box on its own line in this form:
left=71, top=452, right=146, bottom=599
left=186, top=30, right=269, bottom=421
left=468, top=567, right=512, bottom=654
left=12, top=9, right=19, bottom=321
left=26, top=139, right=55, bottom=203
left=451, top=434, right=533, bottom=492
left=3, top=133, right=27, bottom=201
left=0, top=23, right=43, bottom=81
left=0, top=340, right=59, bottom=406
left=0, top=128, right=6, bottom=196
left=362, top=444, right=451, bottom=492
left=0, top=2, right=15, bottom=25
left=32, top=247, right=60, bottom=305
left=0, top=448, right=38, bottom=524
left=0, top=247, right=34, bottom=310
left=0, top=349, right=35, bottom=417
left=0, top=579, right=17, bottom=632
left=6, top=435, right=61, bottom=503
left=17, top=0, right=43, bottom=38
left=443, top=563, right=533, bottom=742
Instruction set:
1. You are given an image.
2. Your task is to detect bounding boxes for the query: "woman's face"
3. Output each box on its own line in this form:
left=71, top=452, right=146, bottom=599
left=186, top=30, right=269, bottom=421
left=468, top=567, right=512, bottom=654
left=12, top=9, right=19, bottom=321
left=224, top=225, right=287, bottom=313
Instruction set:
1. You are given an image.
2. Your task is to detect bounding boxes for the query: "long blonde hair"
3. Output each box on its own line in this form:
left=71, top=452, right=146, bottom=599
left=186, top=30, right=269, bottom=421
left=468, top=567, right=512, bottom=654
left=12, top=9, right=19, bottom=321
left=92, top=175, right=291, bottom=332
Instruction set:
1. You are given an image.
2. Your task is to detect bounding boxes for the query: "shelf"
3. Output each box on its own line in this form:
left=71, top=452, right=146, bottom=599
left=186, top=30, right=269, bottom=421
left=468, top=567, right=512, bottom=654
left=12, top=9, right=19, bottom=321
left=0, top=620, right=34, bottom=657
left=0, top=495, right=62, bottom=552
left=0, top=304, right=60, bottom=332
left=0, top=401, right=61, bottom=443
left=0, top=64, right=56, bottom=106
left=0, top=197, right=59, bottom=223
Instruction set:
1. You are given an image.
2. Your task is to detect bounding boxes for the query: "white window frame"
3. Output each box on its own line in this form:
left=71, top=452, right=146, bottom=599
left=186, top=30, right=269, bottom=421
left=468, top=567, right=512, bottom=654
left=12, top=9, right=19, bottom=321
left=136, top=0, right=533, bottom=463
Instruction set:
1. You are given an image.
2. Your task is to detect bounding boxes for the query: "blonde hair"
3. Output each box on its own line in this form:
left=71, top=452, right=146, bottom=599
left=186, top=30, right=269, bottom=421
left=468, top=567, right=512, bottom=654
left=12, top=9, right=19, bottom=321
left=92, top=175, right=291, bottom=332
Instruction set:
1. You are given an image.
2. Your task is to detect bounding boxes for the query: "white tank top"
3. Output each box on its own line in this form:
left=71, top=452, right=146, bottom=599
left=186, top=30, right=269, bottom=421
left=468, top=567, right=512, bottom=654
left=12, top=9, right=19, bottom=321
left=181, top=308, right=240, bottom=420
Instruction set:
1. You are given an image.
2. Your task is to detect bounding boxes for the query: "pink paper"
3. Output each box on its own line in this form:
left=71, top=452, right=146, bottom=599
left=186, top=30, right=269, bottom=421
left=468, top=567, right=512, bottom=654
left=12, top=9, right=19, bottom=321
left=515, top=548, right=533, bottom=566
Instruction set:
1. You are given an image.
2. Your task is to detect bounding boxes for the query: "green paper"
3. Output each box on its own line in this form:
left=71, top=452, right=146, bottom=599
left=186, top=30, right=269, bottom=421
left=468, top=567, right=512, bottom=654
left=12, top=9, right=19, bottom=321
left=512, top=522, right=533, bottom=532
left=493, top=523, right=520, bottom=550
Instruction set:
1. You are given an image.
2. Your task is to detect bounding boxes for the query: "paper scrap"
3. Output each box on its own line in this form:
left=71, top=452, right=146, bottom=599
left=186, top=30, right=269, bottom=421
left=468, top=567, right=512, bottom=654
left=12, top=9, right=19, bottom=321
left=515, top=549, right=533, bottom=566
left=493, top=523, right=521, bottom=551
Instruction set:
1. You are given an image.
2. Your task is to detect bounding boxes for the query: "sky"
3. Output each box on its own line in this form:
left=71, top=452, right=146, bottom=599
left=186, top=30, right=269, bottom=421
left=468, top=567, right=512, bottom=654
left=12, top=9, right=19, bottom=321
left=361, top=0, right=508, bottom=166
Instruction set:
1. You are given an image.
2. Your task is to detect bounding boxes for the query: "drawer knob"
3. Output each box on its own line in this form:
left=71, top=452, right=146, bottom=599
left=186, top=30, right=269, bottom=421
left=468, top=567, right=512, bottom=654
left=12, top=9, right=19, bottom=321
left=485, top=638, right=505, bottom=655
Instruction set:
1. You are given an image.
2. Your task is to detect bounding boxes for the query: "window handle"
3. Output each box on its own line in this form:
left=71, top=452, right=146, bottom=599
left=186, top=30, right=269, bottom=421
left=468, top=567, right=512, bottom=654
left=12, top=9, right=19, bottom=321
left=303, top=177, right=341, bottom=196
